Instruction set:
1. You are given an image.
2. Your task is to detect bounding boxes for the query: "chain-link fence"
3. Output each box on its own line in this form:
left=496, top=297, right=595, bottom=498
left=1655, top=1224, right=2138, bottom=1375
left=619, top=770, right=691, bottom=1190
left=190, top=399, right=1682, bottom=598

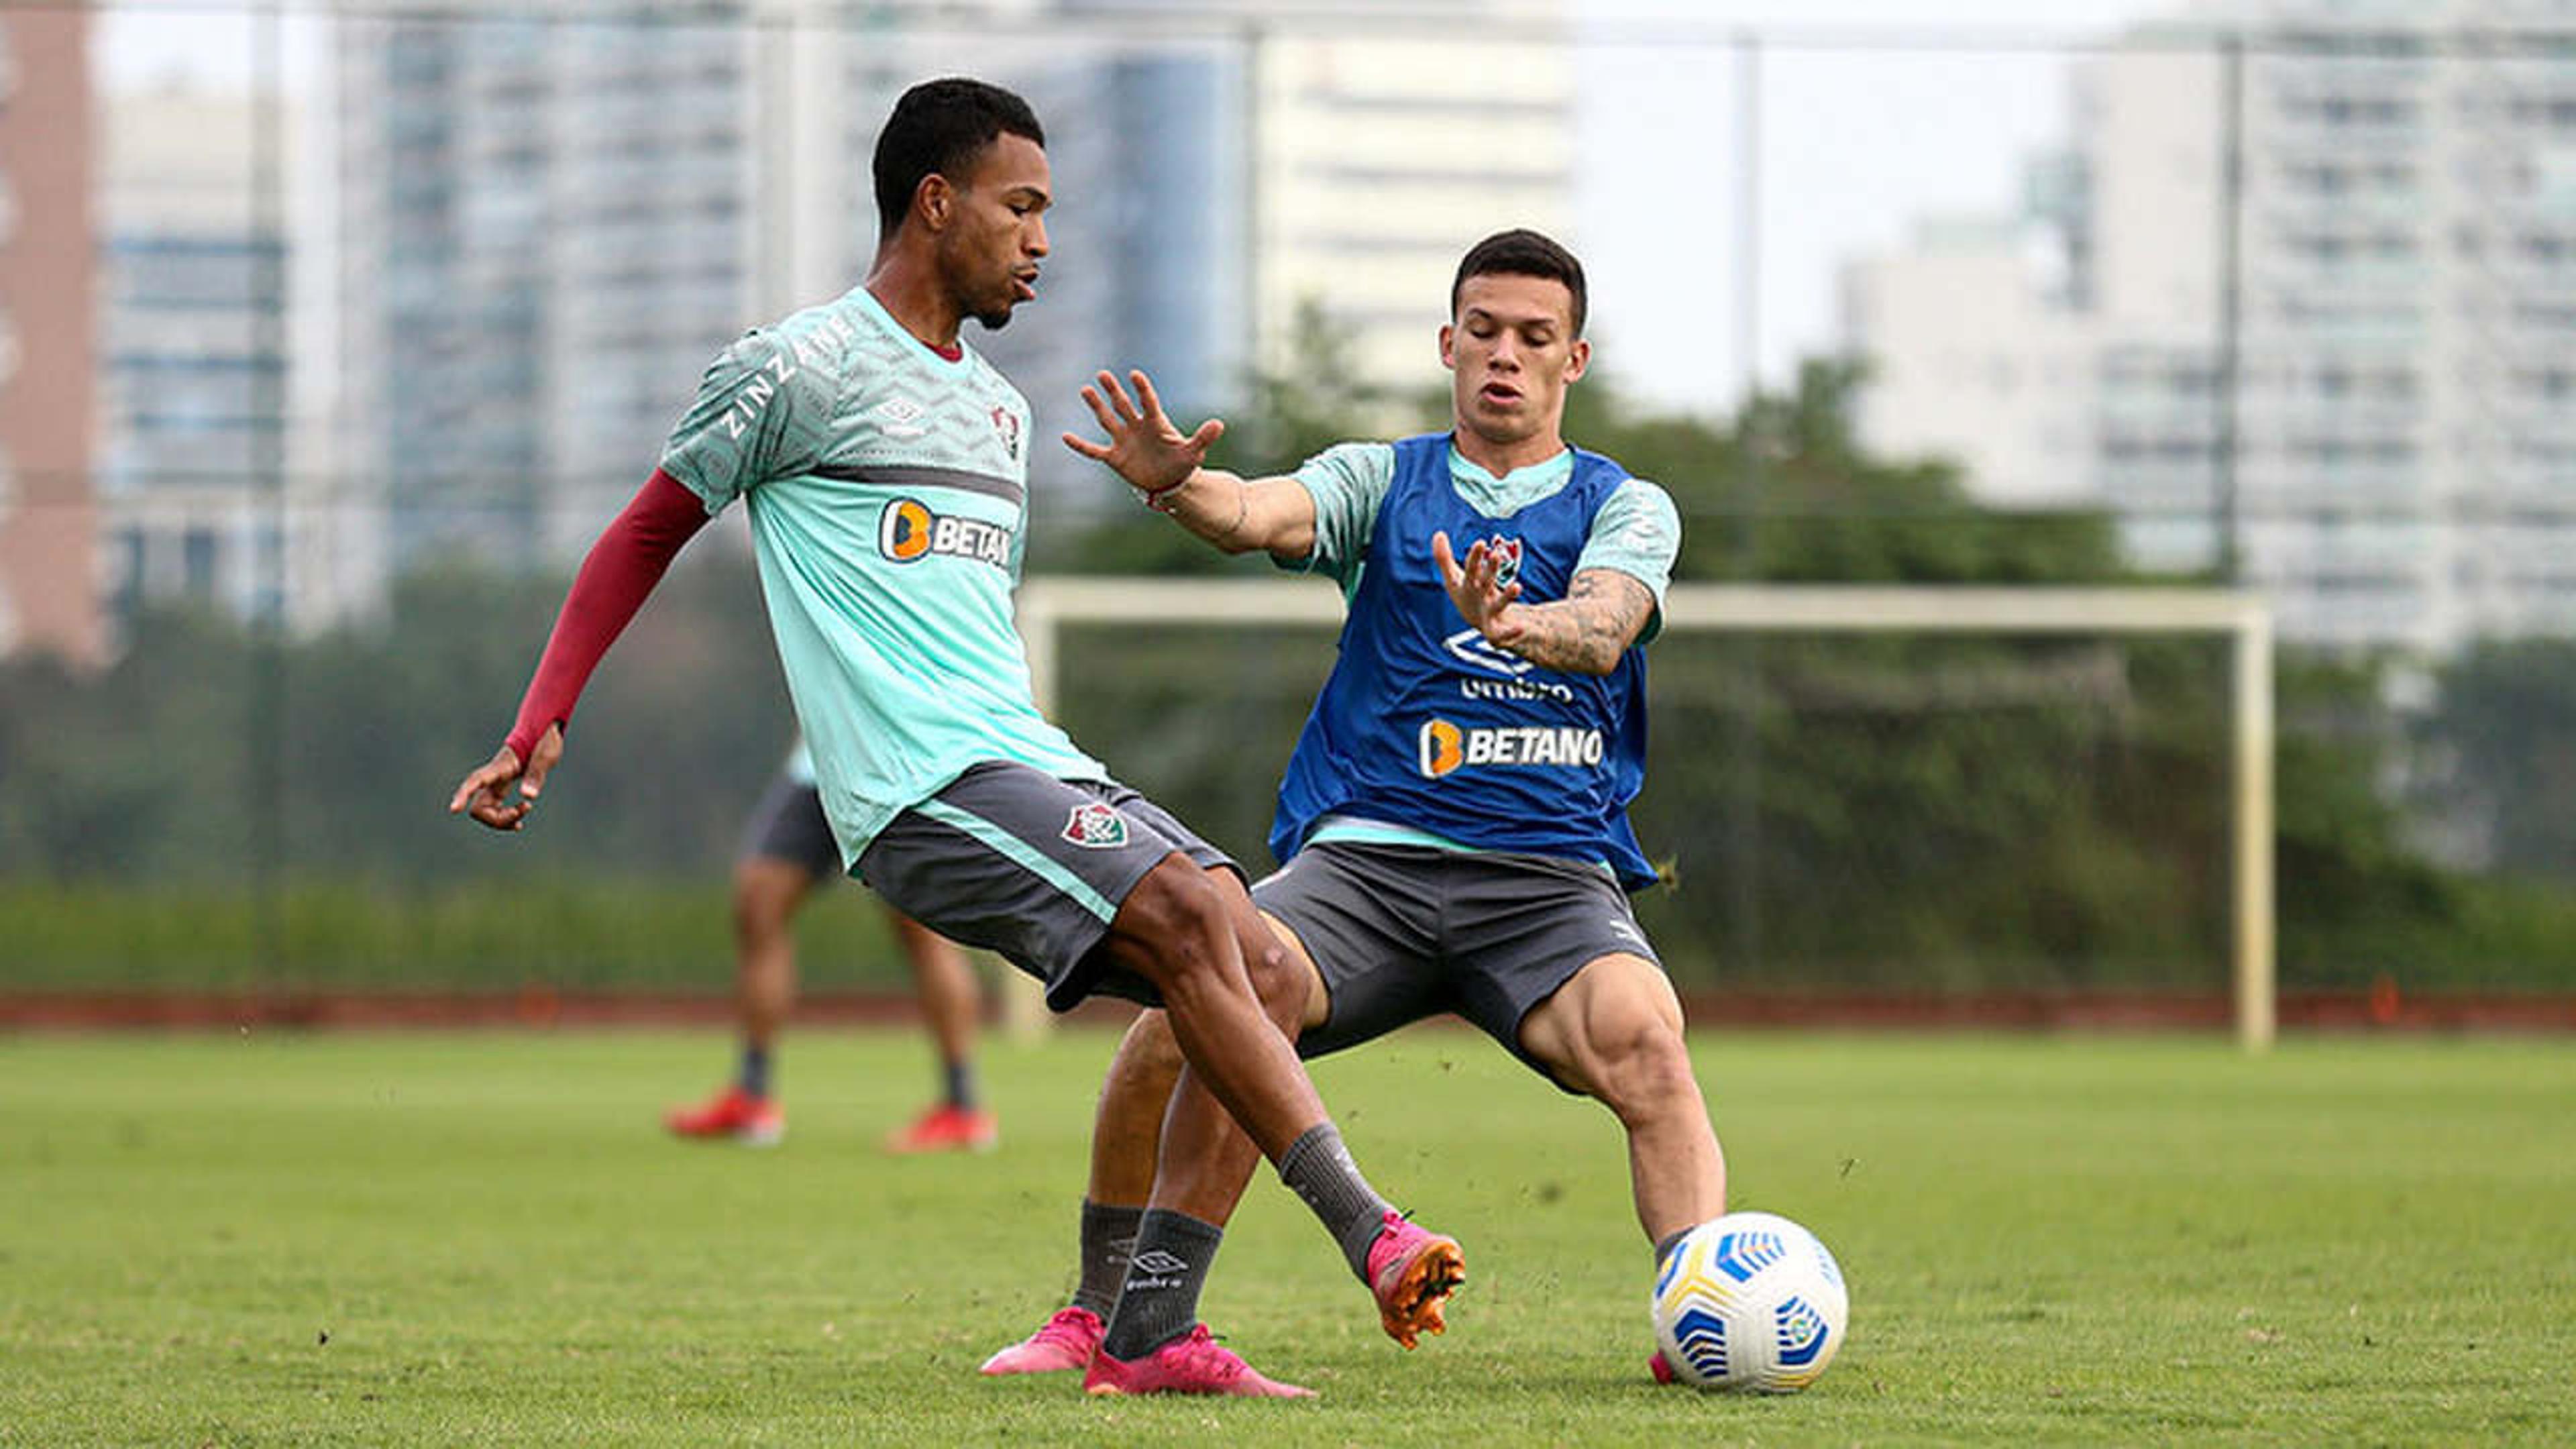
left=5, top=2, right=2574, bottom=1001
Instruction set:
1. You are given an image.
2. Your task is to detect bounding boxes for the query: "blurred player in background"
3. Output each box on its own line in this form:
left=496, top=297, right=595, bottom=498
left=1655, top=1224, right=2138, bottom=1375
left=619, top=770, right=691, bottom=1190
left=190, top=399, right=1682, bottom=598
left=983, top=229, right=1724, bottom=1393
left=445, top=76, right=1461, bottom=1388
left=663, top=737, right=997, bottom=1152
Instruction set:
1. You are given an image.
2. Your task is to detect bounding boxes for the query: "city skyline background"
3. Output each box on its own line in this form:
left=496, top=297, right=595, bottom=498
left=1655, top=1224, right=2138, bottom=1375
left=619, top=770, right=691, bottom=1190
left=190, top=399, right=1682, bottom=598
left=13, top=0, right=2570, bottom=660
left=10, top=0, right=2576, bottom=1016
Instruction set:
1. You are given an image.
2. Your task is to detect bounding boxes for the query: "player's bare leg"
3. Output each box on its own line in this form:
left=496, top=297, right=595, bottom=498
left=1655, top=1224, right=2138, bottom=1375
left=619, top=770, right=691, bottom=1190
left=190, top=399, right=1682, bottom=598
left=1517, top=951, right=1725, bottom=1387
left=1515, top=951, right=1727, bottom=1244
left=885, top=907, right=998, bottom=1152
left=666, top=854, right=808, bottom=1144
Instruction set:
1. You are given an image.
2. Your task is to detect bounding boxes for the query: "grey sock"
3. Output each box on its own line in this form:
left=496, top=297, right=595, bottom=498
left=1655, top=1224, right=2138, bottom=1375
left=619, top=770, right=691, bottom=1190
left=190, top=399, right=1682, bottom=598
left=1275, top=1122, right=1394, bottom=1280
left=1654, top=1228, right=1690, bottom=1268
left=943, top=1059, right=977, bottom=1111
left=1099, top=1208, right=1224, bottom=1360
left=1071, top=1199, right=1144, bottom=1320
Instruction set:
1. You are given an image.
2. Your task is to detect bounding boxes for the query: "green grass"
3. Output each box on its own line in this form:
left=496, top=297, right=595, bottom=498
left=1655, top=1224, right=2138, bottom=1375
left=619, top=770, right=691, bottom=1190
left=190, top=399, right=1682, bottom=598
left=3, top=1029, right=2570, bottom=1446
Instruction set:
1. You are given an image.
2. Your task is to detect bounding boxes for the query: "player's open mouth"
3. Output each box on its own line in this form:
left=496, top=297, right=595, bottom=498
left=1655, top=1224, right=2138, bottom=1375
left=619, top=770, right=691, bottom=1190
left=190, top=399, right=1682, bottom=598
left=1479, top=382, right=1521, bottom=406
left=1012, top=273, right=1039, bottom=302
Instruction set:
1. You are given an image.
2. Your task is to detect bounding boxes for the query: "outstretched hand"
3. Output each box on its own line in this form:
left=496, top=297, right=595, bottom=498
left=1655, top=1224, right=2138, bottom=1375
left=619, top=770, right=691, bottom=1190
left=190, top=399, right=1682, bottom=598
left=1434, top=531, right=1528, bottom=649
left=447, top=722, right=564, bottom=832
left=1062, top=368, right=1225, bottom=496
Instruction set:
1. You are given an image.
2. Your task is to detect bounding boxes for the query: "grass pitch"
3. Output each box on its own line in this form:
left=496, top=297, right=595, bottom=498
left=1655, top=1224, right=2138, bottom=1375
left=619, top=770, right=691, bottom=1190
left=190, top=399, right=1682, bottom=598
left=3, top=1026, right=2571, bottom=1446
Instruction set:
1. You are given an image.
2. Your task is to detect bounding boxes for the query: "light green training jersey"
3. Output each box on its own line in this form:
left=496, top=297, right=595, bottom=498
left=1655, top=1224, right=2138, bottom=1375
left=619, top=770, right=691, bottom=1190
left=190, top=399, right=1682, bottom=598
left=661, top=284, right=1104, bottom=869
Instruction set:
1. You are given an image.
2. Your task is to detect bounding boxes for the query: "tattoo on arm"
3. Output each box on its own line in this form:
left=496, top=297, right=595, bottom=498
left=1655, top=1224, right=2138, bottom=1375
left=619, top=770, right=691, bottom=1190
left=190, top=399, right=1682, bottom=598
left=1503, top=570, right=1656, bottom=676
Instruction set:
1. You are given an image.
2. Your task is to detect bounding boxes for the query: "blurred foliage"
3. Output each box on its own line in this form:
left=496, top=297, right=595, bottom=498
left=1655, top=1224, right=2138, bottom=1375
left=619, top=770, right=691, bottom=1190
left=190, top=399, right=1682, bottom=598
left=4, top=343, right=2569, bottom=993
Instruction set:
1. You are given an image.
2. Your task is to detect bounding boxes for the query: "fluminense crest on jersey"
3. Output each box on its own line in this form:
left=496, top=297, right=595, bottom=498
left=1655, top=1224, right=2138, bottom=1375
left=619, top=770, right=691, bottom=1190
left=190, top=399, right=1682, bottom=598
left=1470, top=535, right=1523, bottom=589
left=989, top=404, right=1023, bottom=461
left=1061, top=802, right=1129, bottom=849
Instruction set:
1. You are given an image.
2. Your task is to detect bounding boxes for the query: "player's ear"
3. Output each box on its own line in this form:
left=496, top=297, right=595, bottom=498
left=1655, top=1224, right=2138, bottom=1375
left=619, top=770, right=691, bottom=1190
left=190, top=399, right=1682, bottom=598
left=1439, top=323, right=1456, bottom=370
left=916, top=173, right=954, bottom=231
left=1564, top=337, right=1591, bottom=383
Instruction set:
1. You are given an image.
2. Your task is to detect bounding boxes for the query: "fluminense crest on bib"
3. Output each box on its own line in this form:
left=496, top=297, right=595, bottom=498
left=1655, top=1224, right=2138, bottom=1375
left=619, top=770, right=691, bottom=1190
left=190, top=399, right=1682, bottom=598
left=1062, top=802, right=1129, bottom=849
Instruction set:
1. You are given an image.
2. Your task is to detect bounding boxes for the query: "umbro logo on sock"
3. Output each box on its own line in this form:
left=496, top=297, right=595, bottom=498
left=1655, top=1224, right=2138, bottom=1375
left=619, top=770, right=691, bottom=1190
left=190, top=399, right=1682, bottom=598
left=1130, top=1250, right=1190, bottom=1275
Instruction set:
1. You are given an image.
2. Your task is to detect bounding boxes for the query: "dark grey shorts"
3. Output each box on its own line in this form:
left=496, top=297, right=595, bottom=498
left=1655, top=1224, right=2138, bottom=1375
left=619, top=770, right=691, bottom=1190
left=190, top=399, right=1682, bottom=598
left=1253, top=839, right=1663, bottom=1089
left=737, top=775, right=843, bottom=882
left=855, top=761, right=1235, bottom=1012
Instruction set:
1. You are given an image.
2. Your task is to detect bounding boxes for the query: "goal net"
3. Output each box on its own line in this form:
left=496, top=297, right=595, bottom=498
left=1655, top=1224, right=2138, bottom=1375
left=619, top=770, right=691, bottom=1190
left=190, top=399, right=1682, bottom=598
left=1016, top=579, right=2274, bottom=1049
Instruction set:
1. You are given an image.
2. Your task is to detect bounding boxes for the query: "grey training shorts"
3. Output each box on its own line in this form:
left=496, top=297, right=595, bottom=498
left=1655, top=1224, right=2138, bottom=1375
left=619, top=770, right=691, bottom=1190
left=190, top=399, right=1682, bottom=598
left=1254, top=839, right=1664, bottom=1090
left=856, top=761, right=1235, bottom=1012
left=737, top=774, right=843, bottom=883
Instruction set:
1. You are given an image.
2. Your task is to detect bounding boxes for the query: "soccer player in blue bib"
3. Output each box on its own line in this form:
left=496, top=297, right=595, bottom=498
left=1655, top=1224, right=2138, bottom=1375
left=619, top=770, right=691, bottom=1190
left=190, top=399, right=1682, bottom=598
left=447, top=78, right=1462, bottom=1391
left=981, top=230, right=1728, bottom=1392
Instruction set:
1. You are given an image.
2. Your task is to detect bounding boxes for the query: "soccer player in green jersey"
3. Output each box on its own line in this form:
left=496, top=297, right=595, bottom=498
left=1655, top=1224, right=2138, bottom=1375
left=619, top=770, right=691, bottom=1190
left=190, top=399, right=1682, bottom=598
left=447, top=78, right=1459, bottom=1393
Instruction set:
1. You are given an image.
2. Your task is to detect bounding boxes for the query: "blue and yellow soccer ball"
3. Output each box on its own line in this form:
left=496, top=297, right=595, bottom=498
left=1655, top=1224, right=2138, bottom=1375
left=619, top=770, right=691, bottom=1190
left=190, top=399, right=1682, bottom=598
left=1650, top=1210, right=1849, bottom=1393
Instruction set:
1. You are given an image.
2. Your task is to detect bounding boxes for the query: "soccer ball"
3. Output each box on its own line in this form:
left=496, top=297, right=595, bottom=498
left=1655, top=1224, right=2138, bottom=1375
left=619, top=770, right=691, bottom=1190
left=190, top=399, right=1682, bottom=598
left=1650, top=1210, right=1848, bottom=1393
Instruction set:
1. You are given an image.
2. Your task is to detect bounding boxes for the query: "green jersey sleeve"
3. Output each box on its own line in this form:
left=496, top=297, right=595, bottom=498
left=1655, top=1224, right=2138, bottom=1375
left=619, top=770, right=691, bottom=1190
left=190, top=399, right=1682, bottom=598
left=659, top=330, right=834, bottom=511
left=1577, top=476, right=1682, bottom=643
left=1281, top=441, right=1397, bottom=586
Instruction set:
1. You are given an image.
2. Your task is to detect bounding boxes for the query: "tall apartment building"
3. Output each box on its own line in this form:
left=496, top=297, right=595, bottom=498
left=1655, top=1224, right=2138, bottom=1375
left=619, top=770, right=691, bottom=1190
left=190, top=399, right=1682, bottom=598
left=98, top=82, right=369, bottom=635
left=1050, top=1, right=1573, bottom=396
left=0, top=11, right=104, bottom=665
left=335, top=3, right=1252, bottom=549
left=1248, top=5, right=1573, bottom=393
left=336, top=1, right=1574, bottom=550
left=1844, top=1, right=2576, bottom=650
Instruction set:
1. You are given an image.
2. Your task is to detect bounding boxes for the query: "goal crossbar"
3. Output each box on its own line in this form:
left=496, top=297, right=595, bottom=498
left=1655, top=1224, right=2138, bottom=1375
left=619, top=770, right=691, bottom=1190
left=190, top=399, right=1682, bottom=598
left=1013, top=579, right=2276, bottom=1051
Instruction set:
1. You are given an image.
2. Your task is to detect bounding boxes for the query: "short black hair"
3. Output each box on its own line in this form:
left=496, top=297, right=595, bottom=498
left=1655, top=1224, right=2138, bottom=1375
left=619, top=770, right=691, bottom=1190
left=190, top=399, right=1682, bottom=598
left=1450, top=228, right=1588, bottom=337
left=872, top=78, right=1046, bottom=239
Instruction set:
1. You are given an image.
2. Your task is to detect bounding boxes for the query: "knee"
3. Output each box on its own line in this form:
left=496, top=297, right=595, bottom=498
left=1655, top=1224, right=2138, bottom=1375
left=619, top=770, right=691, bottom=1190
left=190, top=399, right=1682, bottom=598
left=1586, top=1014, right=1701, bottom=1126
left=1240, top=930, right=1303, bottom=1020
left=1116, top=859, right=1232, bottom=994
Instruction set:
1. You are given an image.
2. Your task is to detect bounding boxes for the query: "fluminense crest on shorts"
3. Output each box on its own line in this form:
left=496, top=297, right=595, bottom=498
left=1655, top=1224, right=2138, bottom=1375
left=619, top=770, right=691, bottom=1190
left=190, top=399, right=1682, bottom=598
left=1062, top=802, right=1129, bottom=849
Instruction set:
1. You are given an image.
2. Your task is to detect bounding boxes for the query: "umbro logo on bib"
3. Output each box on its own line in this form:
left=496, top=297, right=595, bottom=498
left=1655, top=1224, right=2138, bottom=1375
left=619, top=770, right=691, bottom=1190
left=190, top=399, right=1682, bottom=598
left=1062, top=802, right=1129, bottom=849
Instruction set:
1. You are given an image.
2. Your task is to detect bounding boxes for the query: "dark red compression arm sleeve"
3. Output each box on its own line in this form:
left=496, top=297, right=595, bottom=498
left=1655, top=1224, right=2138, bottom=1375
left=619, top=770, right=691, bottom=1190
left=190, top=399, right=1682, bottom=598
left=502, top=468, right=714, bottom=762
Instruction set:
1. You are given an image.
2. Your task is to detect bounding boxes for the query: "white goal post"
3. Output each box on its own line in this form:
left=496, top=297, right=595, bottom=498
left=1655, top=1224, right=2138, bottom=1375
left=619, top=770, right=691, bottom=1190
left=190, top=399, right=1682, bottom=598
left=1011, top=579, right=2276, bottom=1052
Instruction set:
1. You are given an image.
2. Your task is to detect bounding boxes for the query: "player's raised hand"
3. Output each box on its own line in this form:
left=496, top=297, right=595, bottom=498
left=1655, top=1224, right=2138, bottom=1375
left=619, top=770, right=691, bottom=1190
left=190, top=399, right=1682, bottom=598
left=1063, top=368, right=1224, bottom=495
left=447, top=722, right=564, bottom=832
left=1434, top=531, right=1528, bottom=648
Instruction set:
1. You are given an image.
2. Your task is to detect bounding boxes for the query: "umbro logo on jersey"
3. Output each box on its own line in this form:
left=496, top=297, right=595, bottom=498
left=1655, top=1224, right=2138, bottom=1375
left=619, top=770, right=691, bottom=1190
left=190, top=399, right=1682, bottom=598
left=877, top=497, right=1011, bottom=569
left=876, top=395, right=928, bottom=439
left=1446, top=627, right=1534, bottom=679
left=1062, top=802, right=1130, bottom=849
left=1417, top=718, right=1605, bottom=778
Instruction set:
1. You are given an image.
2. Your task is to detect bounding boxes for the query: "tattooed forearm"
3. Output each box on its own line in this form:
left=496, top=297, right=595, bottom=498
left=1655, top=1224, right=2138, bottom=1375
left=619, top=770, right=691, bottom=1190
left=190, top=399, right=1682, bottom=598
left=1497, top=570, right=1654, bottom=676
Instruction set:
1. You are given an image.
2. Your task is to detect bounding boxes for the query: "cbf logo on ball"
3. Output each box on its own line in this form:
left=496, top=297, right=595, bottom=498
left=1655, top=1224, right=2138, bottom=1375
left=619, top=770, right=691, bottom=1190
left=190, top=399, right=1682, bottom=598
left=1417, top=718, right=1605, bottom=777
left=877, top=497, right=1011, bottom=568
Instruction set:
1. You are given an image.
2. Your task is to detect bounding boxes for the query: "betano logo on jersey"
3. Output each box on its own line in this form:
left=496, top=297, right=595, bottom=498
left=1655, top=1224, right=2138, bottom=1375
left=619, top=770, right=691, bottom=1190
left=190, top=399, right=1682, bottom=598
left=1417, top=717, right=1605, bottom=778
left=877, top=497, right=1012, bottom=568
